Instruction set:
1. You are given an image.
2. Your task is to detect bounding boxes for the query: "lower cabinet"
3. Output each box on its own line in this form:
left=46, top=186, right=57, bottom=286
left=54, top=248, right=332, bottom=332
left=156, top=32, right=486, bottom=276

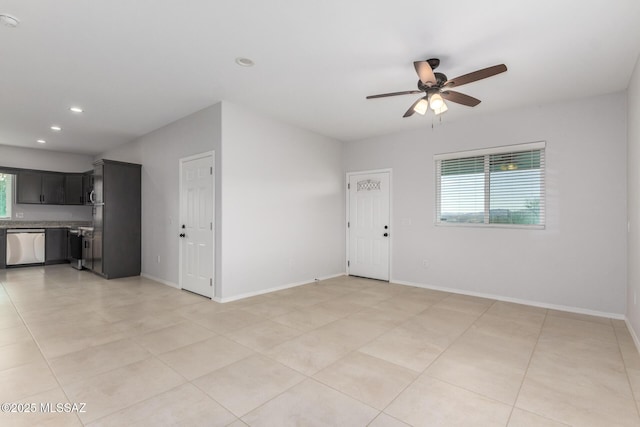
left=45, top=228, right=68, bottom=265
left=0, top=229, right=6, bottom=269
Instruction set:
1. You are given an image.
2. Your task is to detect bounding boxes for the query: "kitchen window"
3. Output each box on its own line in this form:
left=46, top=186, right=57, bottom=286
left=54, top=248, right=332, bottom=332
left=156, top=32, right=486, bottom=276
left=0, top=173, right=13, bottom=219
left=435, top=142, right=545, bottom=228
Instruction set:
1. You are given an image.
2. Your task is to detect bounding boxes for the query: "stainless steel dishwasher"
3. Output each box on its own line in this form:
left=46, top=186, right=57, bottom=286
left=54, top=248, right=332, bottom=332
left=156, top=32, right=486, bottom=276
left=6, top=229, right=45, bottom=266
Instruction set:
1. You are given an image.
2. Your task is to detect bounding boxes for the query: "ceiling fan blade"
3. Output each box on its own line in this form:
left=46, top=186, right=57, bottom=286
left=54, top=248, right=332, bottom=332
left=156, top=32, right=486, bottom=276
left=366, top=90, right=423, bottom=99
left=403, top=98, right=423, bottom=118
left=444, top=64, right=507, bottom=88
left=413, top=61, right=437, bottom=85
left=441, top=90, right=481, bottom=107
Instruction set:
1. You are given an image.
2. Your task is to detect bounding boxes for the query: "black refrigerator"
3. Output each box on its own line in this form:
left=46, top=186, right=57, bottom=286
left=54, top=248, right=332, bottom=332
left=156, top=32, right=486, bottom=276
left=91, top=159, right=141, bottom=279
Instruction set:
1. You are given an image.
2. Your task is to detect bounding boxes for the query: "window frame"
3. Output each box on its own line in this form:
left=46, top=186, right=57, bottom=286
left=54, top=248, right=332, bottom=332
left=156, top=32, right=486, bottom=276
left=434, top=141, right=546, bottom=229
left=0, top=172, right=14, bottom=220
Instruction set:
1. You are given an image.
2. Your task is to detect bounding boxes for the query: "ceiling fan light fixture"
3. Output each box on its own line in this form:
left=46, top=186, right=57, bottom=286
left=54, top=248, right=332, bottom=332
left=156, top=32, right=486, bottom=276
left=429, top=93, right=445, bottom=111
left=413, top=98, right=429, bottom=115
left=434, top=103, right=448, bottom=115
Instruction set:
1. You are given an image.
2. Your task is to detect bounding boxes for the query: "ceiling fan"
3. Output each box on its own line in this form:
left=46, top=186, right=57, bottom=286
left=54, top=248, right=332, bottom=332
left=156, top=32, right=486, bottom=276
left=366, top=58, right=507, bottom=117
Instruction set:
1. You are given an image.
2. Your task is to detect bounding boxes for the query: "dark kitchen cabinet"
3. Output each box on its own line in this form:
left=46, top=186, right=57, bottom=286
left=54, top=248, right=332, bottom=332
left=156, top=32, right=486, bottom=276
left=0, top=229, right=6, bottom=269
left=83, top=172, right=94, bottom=205
left=16, top=171, right=65, bottom=204
left=16, top=171, right=42, bottom=204
left=65, top=174, right=84, bottom=205
left=45, top=228, right=68, bottom=264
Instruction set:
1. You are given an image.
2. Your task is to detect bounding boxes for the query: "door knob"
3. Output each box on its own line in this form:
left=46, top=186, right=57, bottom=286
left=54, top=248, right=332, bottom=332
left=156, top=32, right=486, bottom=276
left=181, top=224, right=186, bottom=229
left=383, top=233, right=388, bottom=237
left=384, top=225, right=388, bottom=229
left=179, top=233, right=185, bottom=238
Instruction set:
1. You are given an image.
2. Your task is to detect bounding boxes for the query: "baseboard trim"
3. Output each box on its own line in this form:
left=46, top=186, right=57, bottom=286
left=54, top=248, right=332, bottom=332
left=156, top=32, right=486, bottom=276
left=391, top=279, right=625, bottom=320
left=141, top=273, right=179, bottom=289
left=214, top=272, right=346, bottom=303
left=625, top=317, right=640, bottom=354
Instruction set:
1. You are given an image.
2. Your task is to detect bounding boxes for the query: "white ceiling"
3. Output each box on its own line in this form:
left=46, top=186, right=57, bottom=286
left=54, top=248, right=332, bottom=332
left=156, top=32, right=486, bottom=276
left=1, top=0, right=639, bottom=155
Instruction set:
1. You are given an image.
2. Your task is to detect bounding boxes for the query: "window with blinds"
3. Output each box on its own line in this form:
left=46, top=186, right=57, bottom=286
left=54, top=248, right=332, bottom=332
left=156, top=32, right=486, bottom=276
left=435, top=142, right=545, bottom=228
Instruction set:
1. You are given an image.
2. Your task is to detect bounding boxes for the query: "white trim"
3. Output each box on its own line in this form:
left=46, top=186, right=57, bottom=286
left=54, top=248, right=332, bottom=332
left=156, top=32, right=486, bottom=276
left=213, top=273, right=346, bottom=303
left=625, top=317, right=640, bottom=354
left=141, top=273, right=179, bottom=289
left=178, top=151, right=215, bottom=298
left=345, top=168, right=393, bottom=281
left=391, top=278, right=625, bottom=320
left=434, top=141, right=546, bottom=161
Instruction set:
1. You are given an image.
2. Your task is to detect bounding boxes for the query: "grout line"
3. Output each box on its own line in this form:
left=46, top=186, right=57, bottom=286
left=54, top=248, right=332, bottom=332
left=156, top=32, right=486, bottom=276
left=504, top=308, right=548, bottom=426
left=613, top=324, right=640, bottom=419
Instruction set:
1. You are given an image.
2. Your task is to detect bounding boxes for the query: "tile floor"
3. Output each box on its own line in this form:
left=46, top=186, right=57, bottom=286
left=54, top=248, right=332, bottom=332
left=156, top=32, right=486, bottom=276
left=1, top=265, right=639, bottom=426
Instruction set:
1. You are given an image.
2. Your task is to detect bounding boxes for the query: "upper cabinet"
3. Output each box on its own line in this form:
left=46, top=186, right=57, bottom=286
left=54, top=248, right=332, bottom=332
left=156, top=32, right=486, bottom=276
left=65, top=174, right=84, bottom=205
left=16, top=170, right=92, bottom=205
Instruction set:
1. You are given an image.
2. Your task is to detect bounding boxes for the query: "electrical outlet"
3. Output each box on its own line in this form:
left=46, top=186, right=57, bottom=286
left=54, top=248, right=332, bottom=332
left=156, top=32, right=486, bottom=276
left=15, top=212, right=24, bottom=218
left=157, top=255, right=161, bottom=264
left=422, top=259, right=429, bottom=268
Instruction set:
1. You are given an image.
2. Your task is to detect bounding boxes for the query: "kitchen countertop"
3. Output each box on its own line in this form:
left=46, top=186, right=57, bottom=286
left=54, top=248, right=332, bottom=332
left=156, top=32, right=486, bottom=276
left=0, top=220, right=93, bottom=229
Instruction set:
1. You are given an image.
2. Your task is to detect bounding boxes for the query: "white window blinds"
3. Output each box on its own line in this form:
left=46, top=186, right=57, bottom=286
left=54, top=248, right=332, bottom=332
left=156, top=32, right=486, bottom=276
left=435, top=142, right=545, bottom=228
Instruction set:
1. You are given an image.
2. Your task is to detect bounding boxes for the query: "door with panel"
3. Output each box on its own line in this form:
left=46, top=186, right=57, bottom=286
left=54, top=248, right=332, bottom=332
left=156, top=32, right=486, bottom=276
left=180, top=154, right=214, bottom=298
left=348, top=171, right=391, bottom=281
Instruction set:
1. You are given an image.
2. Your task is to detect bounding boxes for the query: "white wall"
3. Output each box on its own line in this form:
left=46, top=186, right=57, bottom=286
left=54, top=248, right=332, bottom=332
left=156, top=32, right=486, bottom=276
left=0, top=145, right=94, bottom=221
left=344, top=92, right=628, bottom=315
left=98, top=104, right=222, bottom=288
left=627, top=55, right=640, bottom=336
left=219, top=101, right=345, bottom=300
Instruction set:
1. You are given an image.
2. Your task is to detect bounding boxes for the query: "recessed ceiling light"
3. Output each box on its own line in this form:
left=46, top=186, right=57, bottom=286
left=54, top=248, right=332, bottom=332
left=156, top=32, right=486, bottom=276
left=37, top=139, right=46, bottom=144
left=0, top=14, right=20, bottom=28
left=50, top=125, right=62, bottom=131
left=235, top=57, right=255, bottom=67
left=69, top=106, right=83, bottom=113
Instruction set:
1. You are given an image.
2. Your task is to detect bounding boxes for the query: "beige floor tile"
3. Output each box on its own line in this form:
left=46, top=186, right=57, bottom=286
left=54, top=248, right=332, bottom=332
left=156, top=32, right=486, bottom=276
left=426, top=329, right=535, bottom=404
left=310, top=317, right=389, bottom=350
left=239, top=299, right=298, bottom=318
left=385, top=375, right=512, bottom=427
left=0, top=387, right=83, bottom=427
left=0, top=310, right=23, bottom=329
left=271, top=305, right=342, bottom=331
left=263, top=332, right=352, bottom=375
left=432, top=293, right=494, bottom=316
left=86, top=383, right=236, bottom=427
left=0, top=340, right=44, bottom=371
left=372, top=295, right=431, bottom=316
left=313, top=298, right=368, bottom=317
left=547, top=309, right=613, bottom=325
left=33, top=323, right=130, bottom=359
left=136, top=321, right=214, bottom=355
left=49, top=338, right=151, bottom=385
left=110, top=311, right=187, bottom=337
left=0, top=323, right=33, bottom=347
left=314, top=351, right=417, bottom=410
left=368, top=413, right=412, bottom=427
left=224, top=319, right=302, bottom=352
left=226, top=420, right=249, bottom=427
left=188, top=309, right=264, bottom=334
left=507, top=408, right=570, bottom=426
left=359, top=325, right=446, bottom=373
left=347, top=306, right=414, bottom=328
left=241, top=379, right=378, bottom=426
left=63, top=357, right=185, bottom=424
left=516, top=348, right=639, bottom=426
left=0, top=359, right=59, bottom=402
left=193, top=353, right=305, bottom=417
left=159, top=335, right=254, bottom=380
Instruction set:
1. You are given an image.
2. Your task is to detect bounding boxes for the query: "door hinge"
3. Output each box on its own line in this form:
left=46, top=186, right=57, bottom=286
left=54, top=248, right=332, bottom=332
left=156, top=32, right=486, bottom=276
left=347, top=221, right=350, bottom=228
left=210, top=278, right=213, bottom=287
left=210, top=222, right=213, bottom=230
left=347, top=183, right=350, bottom=190
left=210, top=167, right=213, bottom=175
left=347, top=260, right=350, bottom=267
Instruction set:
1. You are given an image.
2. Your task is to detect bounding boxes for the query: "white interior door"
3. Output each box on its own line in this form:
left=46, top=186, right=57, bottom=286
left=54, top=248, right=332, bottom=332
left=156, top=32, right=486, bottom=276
left=180, top=154, right=214, bottom=298
left=348, top=171, right=390, bottom=281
